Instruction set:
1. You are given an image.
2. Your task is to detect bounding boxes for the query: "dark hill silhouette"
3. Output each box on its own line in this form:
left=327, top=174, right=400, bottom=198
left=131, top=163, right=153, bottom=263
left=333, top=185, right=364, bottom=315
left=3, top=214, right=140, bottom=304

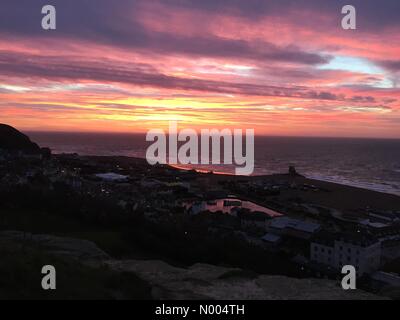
left=0, top=124, right=40, bottom=153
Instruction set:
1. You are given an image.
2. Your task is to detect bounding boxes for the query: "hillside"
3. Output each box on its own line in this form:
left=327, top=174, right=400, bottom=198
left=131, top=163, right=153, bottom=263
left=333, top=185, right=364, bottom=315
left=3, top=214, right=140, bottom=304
left=0, top=231, right=386, bottom=300
left=0, top=124, right=40, bottom=153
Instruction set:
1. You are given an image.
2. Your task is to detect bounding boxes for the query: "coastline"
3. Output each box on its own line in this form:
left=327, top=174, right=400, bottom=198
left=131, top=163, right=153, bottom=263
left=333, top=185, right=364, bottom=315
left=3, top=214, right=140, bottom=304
left=61, top=154, right=400, bottom=213
left=27, top=131, right=400, bottom=197
left=170, top=164, right=400, bottom=197
left=96, top=154, right=400, bottom=201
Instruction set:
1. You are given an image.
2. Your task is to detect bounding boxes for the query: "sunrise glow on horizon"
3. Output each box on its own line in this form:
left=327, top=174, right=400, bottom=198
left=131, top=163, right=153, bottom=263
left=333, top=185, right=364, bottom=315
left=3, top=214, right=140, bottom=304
left=1, top=1, right=400, bottom=138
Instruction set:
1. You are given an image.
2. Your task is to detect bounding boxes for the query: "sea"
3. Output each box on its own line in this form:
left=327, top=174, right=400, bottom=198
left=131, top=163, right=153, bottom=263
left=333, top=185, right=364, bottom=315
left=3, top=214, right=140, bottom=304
left=27, top=132, right=400, bottom=196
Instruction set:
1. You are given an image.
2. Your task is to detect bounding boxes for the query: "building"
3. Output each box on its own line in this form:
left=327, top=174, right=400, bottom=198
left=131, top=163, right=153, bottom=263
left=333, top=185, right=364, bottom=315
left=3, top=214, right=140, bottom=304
left=311, top=232, right=381, bottom=276
left=96, top=172, right=129, bottom=182
left=367, top=211, right=400, bottom=224
left=267, top=217, right=321, bottom=240
left=261, top=233, right=282, bottom=245
left=381, top=238, right=400, bottom=264
left=239, top=211, right=271, bottom=230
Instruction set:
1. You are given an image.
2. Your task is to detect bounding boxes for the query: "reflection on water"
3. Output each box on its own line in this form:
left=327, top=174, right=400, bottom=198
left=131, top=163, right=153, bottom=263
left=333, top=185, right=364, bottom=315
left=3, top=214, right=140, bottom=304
left=186, top=198, right=282, bottom=217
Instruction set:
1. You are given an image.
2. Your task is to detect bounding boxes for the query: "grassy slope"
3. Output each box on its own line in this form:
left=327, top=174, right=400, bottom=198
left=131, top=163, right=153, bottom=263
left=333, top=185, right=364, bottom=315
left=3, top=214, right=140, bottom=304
left=0, top=208, right=153, bottom=299
left=0, top=240, right=152, bottom=300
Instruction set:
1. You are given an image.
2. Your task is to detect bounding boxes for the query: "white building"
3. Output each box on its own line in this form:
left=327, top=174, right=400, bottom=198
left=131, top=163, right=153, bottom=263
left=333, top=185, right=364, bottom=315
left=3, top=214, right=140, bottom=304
left=268, top=217, right=321, bottom=240
left=311, top=233, right=381, bottom=276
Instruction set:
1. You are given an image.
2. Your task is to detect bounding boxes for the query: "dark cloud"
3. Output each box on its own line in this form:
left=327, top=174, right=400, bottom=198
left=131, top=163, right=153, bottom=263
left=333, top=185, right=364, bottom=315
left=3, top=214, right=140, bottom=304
left=379, top=60, right=400, bottom=72
left=0, top=1, right=397, bottom=67
left=350, top=96, right=376, bottom=103
left=0, top=50, right=376, bottom=103
left=303, top=91, right=342, bottom=101
left=0, top=102, right=82, bottom=112
left=162, top=0, right=400, bottom=29
left=0, top=0, right=330, bottom=65
left=0, top=87, right=13, bottom=94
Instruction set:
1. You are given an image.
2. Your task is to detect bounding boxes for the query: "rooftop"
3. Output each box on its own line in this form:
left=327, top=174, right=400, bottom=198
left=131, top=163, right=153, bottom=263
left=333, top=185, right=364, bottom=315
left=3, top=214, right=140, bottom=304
left=95, top=173, right=129, bottom=182
left=270, top=217, right=320, bottom=233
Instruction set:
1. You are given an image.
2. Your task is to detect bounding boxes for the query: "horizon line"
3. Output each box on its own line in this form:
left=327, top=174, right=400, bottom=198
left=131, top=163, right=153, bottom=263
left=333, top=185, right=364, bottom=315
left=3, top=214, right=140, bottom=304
left=24, top=129, right=400, bottom=141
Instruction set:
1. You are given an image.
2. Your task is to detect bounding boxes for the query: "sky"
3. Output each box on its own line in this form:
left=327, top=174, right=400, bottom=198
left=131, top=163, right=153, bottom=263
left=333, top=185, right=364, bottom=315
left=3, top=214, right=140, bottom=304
left=0, top=0, right=399, bottom=138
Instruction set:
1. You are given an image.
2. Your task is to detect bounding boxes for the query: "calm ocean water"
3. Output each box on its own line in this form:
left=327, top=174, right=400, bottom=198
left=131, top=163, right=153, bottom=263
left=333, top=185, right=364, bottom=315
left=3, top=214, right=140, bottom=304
left=28, top=132, right=400, bottom=196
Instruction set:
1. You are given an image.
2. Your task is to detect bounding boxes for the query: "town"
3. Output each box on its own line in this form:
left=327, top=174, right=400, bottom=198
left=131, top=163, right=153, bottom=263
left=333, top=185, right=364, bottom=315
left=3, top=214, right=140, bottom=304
left=1, top=124, right=400, bottom=299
